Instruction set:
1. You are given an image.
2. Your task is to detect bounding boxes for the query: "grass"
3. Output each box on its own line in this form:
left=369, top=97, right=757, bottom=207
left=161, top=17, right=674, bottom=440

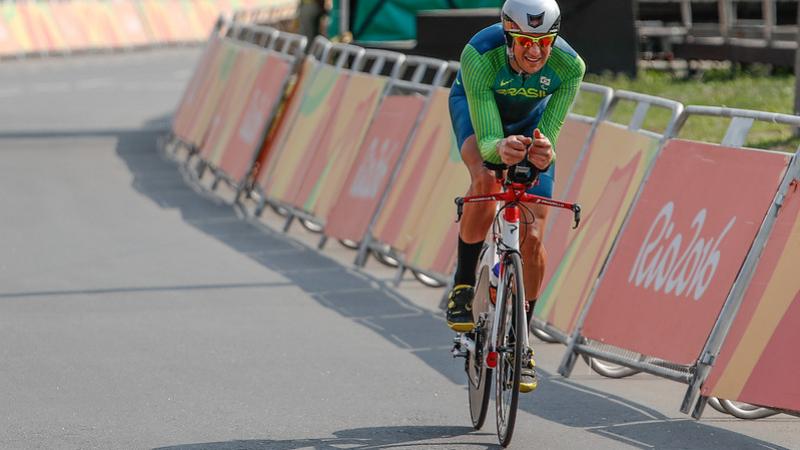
left=571, top=66, right=800, bottom=153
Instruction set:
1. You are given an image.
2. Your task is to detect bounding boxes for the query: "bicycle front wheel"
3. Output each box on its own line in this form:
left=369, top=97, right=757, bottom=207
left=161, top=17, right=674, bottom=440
left=495, top=252, right=524, bottom=447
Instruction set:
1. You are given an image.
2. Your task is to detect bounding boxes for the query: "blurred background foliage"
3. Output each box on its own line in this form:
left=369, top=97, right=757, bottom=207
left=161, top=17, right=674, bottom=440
left=572, top=65, right=799, bottom=153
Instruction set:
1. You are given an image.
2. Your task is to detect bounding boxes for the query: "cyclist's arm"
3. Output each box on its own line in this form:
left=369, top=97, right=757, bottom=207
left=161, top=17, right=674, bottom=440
left=460, top=45, right=505, bottom=164
left=537, top=51, right=586, bottom=157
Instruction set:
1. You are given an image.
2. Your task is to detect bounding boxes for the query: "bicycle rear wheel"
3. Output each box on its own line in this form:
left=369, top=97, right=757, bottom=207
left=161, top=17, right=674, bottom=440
left=495, top=253, right=524, bottom=447
left=467, top=324, right=491, bottom=429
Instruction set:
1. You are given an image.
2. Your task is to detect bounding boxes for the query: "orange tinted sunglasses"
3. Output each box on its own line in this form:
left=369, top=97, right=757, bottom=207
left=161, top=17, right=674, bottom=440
left=509, top=32, right=556, bottom=49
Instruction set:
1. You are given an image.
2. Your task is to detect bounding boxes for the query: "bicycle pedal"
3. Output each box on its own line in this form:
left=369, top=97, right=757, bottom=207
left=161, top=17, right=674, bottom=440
left=451, top=340, right=468, bottom=358
left=450, top=345, right=467, bottom=358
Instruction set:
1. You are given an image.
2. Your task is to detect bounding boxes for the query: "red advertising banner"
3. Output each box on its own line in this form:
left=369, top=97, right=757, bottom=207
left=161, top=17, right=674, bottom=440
left=702, top=182, right=800, bottom=411
left=324, top=94, right=426, bottom=242
left=534, top=124, right=660, bottom=334
left=217, top=53, right=291, bottom=184
left=581, top=140, right=790, bottom=365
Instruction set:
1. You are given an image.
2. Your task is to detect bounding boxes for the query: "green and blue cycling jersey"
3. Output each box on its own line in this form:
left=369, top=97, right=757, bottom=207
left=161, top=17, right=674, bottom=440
left=449, top=23, right=586, bottom=167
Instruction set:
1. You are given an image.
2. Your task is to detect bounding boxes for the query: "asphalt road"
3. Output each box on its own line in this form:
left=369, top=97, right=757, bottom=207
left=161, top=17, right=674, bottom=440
left=0, top=48, right=797, bottom=450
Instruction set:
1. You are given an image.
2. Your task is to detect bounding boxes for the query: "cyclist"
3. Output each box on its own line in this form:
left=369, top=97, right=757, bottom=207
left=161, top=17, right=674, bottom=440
left=446, top=0, right=585, bottom=393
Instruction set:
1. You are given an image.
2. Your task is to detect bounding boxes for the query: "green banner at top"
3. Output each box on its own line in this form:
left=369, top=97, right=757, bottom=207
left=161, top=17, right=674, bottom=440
left=329, top=0, right=502, bottom=42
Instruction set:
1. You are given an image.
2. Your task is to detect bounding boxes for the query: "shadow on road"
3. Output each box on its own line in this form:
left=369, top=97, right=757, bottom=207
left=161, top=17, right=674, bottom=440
left=154, top=426, right=486, bottom=449
left=117, top=120, right=790, bottom=450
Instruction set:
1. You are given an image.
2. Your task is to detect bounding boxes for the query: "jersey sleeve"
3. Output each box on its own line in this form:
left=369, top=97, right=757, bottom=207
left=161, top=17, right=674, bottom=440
left=537, top=50, right=586, bottom=157
left=460, top=44, right=504, bottom=164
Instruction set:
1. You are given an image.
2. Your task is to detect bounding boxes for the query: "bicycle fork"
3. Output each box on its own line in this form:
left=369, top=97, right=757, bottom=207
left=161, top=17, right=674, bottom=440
left=485, top=203, right=530, bottom=369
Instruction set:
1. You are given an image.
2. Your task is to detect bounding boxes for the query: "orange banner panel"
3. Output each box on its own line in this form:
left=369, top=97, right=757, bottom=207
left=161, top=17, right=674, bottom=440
left=0, top=5, right=27, bottom=55
left=184, top=41, right=241, bottom=147
left=139, top=0, right=175, bottom=42
left=172, top=36, right=225, bottom=143
left=293, top=73, right=387, bottom=217
left=581, top=140, right=790, bottom=365
left=254, top=57, right=316, bottom=185
left=17, top=2, right=63, bottom=53
left=372, top=88, right=453, bottom=252
left=200, top=47, right=264, bottom=163
left=702, top=184, right=800, bottom=411
left=259, top=65, right=349, bottom=203
left=192, top=0, right=224, bottom=32
left=553, top=118, right=592, bottom=198
left=324, top=94, right=426, bottom=242
left=108, top=0, right=151, bottom=47
left=406, top=150, right=469, bottom=275
left=49, top=2, right=91, bottom=51
left=217, top=54, right=292, bottom=184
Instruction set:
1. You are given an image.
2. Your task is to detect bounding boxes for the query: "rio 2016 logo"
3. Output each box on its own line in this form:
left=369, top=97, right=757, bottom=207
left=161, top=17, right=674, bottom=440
left=627, top=202, right=736, bottom=301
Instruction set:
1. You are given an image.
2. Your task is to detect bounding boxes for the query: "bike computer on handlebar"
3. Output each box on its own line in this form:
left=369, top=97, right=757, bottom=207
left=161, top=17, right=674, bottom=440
left=483, top=159, right=540, bottom=186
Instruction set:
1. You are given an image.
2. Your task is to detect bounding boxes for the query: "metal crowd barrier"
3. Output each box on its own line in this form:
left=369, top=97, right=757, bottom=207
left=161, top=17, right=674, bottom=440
left=555, top=105, right=800, bottom=418
left=163, top=12, right=800, bottom=419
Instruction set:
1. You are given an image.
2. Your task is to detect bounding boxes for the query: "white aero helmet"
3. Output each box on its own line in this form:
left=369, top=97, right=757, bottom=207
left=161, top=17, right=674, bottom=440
left=501, top=0, right=561, bottom=36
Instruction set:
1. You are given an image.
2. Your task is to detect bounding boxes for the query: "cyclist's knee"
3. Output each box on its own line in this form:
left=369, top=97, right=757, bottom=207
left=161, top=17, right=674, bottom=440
left=522, top=226, right=545, bottom=252
left=470, top=171, right=497, bottom=195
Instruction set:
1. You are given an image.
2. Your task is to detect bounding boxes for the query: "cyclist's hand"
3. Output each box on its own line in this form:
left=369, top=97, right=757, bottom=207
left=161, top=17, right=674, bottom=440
left=497, top=135, right=531, bottom=165
left=528, top=129, right=553, bottom=170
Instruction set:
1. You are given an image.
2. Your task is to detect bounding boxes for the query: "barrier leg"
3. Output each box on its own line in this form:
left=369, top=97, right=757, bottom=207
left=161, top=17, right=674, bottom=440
left=558, top=335, right=581, bottom=377
left=691, top=396, right=709, bottom=419
left=393, top=264, right=406, bottom=287
left=255, top=196, right=266, bottom=217
left=283, top=214, right=295, bottom=233
left=317, top=235, right=328, bottom=250
left=354, top=236, right=373, bottom=267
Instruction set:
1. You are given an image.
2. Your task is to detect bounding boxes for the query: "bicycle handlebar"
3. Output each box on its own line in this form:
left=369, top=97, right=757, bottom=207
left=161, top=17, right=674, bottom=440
left=455, top=162, right=582, bottom=229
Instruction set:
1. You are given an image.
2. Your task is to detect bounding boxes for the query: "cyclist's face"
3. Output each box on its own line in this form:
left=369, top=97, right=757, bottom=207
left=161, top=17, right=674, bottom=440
left=511, top=33, right=552, bottom=74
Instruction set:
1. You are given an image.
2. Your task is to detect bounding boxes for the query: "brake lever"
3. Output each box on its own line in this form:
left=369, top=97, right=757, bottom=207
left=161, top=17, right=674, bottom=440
left=572, top=204, right=582, bottom=229
left=455, top=197, right=464, bottom=223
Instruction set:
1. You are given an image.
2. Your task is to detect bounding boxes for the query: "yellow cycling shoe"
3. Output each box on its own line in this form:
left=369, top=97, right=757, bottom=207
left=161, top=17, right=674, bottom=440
left=446, top=284, right=475, bottom=332
left=519, top=348, right=537, bottom=393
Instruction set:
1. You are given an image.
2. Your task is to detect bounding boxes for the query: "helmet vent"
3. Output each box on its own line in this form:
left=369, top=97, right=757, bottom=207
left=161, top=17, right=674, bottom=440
left=527, top=12, right=544, bottom=28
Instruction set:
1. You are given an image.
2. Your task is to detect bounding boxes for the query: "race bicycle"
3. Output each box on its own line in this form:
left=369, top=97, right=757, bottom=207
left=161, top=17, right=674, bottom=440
left=451, top=159, right=581, bottom=447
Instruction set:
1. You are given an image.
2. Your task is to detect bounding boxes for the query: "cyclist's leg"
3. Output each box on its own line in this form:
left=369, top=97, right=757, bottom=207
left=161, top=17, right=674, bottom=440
left=515, top=113, right=555, bottom=393
left=446, top=93, right=499, bottom=331
left=512, top=104, right=555, bottom=307
left=520, top=170, right=554, bottom=306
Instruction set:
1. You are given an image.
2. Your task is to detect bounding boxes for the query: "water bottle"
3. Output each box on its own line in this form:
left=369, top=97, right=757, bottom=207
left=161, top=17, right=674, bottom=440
left=489, top=262, right=500, bottom=305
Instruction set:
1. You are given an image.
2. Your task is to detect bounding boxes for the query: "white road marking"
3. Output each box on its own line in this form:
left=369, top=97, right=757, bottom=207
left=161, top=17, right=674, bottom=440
left=594, top=428, right=656, bottom=448
left=550, top=378, right=661, bottom=420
